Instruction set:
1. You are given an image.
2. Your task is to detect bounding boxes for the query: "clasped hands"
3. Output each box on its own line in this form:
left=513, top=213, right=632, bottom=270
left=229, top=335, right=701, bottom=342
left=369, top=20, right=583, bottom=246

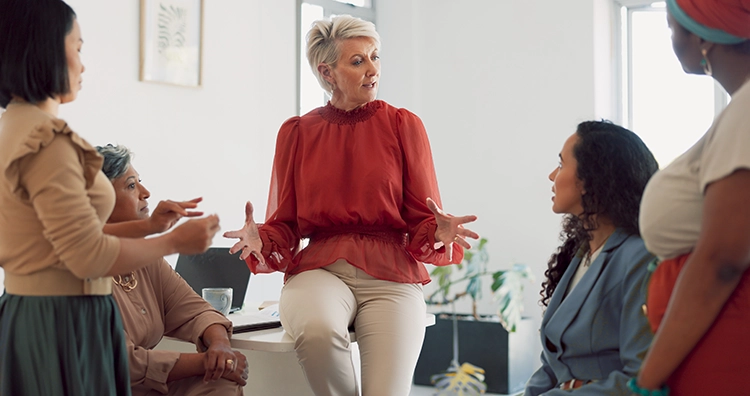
left=202, top=341, right=249, bottom=386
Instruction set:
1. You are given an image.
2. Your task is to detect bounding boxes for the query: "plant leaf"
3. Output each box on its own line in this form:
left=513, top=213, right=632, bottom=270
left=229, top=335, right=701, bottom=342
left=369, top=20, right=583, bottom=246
left=465, top=277, right=482, bottom=301
left=431, top=362, right=488, bottom=396
left=492, top=263, right=535, bottom=332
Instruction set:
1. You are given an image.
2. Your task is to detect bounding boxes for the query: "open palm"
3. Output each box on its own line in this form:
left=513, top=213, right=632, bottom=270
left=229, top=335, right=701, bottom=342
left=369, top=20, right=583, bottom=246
left=223, top=201, right=265, bottom=265
left=427, top=197, right=479, bottom=262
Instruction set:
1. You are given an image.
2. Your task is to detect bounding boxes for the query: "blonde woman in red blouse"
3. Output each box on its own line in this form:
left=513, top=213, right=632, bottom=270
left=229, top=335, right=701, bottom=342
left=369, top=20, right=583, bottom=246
left=225, top=15, right=478, bottom=396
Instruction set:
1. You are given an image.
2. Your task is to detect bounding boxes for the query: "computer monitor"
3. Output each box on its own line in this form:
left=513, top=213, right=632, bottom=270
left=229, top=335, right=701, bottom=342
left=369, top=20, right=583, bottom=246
left=175, top=247, right=250, bottom=313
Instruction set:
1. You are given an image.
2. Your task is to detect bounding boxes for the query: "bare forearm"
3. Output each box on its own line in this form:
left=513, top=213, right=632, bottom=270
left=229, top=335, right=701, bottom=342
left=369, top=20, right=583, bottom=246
left=105, top=235, right=177, bottom=276
left=103, top=219, right=155, bottom=238
left=638, top=253, right=743, bottom=388
left=640, top=171, right=750, bottom=389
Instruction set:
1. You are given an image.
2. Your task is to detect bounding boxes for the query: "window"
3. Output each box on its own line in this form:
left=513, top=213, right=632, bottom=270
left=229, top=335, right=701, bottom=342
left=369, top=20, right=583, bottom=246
left=297, top=0, right=376, bottom=115
left=615, top=0, right=728, bottom=166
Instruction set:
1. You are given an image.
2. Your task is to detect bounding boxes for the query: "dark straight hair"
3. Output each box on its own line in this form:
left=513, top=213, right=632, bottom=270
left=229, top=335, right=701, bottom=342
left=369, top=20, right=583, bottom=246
left=0, top=0, right=77, bottom=108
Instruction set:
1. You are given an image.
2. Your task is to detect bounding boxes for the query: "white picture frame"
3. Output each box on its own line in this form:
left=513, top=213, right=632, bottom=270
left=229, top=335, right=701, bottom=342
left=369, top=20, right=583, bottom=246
left=139, top=0, right=203, bottom=87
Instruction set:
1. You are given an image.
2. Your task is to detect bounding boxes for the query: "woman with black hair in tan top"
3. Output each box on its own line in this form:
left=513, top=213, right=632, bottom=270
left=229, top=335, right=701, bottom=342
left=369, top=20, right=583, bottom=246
left=0, top=1, right=219, bottom=394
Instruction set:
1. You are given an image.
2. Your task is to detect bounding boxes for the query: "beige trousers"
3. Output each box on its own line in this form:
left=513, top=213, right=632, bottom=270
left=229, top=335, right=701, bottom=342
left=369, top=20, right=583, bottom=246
left=280, top=259, right=426, bottom=396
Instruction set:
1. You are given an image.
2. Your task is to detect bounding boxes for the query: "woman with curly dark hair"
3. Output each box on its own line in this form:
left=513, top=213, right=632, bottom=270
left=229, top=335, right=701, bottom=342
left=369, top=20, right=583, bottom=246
left=524, top=121, right=659, bottom=395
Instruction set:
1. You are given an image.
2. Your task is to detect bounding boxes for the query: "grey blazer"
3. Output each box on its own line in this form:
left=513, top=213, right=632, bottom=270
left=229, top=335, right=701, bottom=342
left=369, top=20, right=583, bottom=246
left=524, top=229, right=654, bottom=395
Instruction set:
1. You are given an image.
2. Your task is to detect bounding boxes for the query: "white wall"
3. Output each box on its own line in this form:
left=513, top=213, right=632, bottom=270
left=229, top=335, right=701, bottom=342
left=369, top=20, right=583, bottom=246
left=1, top=1, right=611, bottom=342
left=377, top=0, right=602, bottom=331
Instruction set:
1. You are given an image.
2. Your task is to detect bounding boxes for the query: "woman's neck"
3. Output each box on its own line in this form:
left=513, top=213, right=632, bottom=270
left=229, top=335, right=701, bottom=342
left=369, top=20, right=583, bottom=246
left=329, top=94, right=368, bottom=112
left=711, top=51, right=750, bottom=96
left=10, top=96, right=60, bottom=116
left=588, top=219, right=616, bottom=254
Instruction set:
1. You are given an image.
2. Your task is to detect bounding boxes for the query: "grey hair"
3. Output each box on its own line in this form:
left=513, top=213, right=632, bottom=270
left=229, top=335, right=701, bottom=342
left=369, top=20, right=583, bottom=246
left=96, top=144, right=132, bottom=181
left=306, top=15, right=380, bottom=94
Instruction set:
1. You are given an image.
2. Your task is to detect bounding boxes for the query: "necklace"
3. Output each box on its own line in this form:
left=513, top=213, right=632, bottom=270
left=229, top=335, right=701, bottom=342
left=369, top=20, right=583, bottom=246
left=113, top=271, right=138, bottom=292
left=584, top=236, right=610, bottom=267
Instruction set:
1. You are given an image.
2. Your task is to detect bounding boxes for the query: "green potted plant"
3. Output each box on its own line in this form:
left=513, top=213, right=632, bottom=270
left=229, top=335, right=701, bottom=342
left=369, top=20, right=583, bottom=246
left=413, top=238, right=537, bottom=395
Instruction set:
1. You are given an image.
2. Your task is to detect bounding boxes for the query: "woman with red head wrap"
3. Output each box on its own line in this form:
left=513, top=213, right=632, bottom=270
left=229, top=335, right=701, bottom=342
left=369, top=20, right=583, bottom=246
left=632, top=0, right=750, bottom=395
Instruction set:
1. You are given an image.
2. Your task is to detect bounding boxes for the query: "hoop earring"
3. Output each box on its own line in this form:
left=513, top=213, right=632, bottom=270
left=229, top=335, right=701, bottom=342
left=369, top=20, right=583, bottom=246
left=700, top=48, right=713, bottom=76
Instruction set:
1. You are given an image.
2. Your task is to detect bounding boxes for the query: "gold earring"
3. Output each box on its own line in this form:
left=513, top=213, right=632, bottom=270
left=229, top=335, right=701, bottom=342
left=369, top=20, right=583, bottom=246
left=700, top=48, right=713, bottom=76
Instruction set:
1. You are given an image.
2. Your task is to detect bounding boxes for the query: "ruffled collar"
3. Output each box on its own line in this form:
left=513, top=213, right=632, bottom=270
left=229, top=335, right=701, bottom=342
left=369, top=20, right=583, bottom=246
left=318, top=100, right=382, bottom=125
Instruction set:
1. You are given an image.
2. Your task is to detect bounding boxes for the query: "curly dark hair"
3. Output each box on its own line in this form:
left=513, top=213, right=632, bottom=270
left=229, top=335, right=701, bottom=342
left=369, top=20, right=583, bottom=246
left=540, top=121, right=659, bottom=307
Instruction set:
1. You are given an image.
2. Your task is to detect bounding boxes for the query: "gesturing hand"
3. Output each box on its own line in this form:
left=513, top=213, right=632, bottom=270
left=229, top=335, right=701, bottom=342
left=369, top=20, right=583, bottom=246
left=170, top=214, right=220, bottom=255
left=148, top=197, right=204, bottom=234
left=427, top=197, right=479, bottom=262
left=223, top=201, right=265, bottom=265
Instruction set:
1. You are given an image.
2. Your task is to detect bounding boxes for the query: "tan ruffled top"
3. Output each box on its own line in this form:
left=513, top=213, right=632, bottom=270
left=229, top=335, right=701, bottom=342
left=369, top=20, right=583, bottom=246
left=0, top=102, right=120, bottom=286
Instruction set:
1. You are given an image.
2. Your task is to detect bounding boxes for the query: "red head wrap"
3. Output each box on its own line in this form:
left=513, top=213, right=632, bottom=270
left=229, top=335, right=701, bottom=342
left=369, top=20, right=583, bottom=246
left=677, top=0, right=750, bottom=39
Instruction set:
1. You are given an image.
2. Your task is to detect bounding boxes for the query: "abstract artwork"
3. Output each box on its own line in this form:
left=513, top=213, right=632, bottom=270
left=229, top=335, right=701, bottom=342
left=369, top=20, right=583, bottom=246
left=140, top=0, right=203, bottom=87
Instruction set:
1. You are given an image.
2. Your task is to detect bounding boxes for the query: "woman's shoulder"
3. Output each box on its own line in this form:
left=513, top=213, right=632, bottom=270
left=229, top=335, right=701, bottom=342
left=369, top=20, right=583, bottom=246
left=611, top=233, right=649, bottom=256
left=281, top=114, right=302, bottom=128
left=275, top=115, right=301, bottom=140
left=710, top=80, right=750, bottom=136
left=0, top=104, right=66, bottom=158
left=609, top=233, right=654, bottom=274
left=1, top=104, right=95, bottom=156
left=378, top=100, right=420, bottom=119
left=0, top=104, right=101, bottom=193
left=144, top=257, right=172, bottom=275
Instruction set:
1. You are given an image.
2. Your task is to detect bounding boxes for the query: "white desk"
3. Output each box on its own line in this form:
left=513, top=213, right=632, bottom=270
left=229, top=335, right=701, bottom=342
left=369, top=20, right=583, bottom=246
left=229, top=313, right=436, bottom=352
left=157, top=313, right=436, bottom=395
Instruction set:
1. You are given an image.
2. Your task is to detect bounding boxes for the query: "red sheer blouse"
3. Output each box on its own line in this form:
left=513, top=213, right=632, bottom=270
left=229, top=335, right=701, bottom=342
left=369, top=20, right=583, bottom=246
left=247, top=100, right=462, bottom=284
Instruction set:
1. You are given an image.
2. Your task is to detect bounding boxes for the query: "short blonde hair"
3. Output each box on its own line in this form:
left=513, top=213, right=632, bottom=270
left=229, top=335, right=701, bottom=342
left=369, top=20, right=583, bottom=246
left=306, top=15, right=380, bottom=94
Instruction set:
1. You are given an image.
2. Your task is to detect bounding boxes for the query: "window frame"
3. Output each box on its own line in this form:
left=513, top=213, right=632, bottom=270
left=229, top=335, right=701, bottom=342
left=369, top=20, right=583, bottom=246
left=612, top=0, right=727, bottom=129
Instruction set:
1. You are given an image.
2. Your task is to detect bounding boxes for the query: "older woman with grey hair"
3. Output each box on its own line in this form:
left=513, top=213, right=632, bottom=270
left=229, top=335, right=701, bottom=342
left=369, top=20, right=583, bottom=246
left=224, top=15, right=478, bottom=396
left=97, top=144, right=249, bottom=396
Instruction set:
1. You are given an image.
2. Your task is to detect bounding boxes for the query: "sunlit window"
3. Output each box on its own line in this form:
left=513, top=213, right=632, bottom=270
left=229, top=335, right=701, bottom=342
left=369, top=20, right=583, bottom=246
left=300, top=3, right=327, bottom=115
left=333, top=0, right=371, bottom=8
left=618, top=1, right=728, bottom=166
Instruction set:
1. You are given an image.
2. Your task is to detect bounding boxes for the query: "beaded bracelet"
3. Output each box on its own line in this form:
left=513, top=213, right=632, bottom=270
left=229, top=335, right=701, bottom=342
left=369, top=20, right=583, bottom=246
left=627, top=378, right=670, bottom=396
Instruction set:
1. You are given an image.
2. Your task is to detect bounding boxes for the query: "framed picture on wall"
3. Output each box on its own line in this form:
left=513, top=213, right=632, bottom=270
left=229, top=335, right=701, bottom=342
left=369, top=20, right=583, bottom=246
left=139, top=0, right=203, bottom=87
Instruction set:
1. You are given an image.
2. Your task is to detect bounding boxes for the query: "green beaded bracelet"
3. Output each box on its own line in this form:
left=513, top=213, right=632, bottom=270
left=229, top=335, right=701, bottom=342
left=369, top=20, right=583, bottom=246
left=627, top=378, right=669, bottom=396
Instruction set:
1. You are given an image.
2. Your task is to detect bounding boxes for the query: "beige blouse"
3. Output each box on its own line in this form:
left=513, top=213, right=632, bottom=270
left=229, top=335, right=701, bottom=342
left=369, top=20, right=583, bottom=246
left=113, top=259, right=232, bottom=394
left=0, top=103, right=119, bottom=283
left=640, top=79, right=750, bottom=259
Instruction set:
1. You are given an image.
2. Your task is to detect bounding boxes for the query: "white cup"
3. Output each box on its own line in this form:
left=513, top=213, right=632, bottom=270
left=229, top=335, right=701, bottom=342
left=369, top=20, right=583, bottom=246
left=202, top=287, right=233, bottom=316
